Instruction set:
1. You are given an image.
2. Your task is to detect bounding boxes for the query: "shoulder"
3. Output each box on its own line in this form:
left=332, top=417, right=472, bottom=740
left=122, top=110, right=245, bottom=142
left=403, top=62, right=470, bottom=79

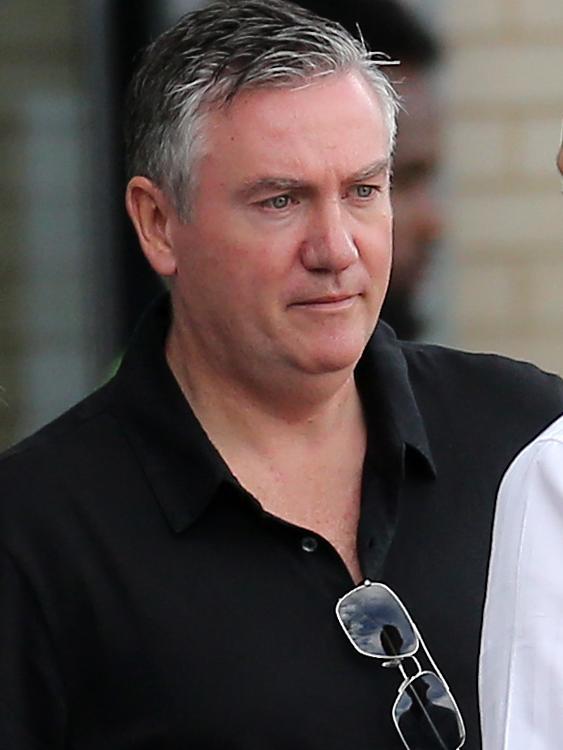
left=387, top=338, right=563, bottom=474
left=0, top=381, right=113, bottom=472
left=401, top=340, right=563, bottom=423
left=402, top=339, right=562, bottom=393
left=0, top=381, right=128, bottom=543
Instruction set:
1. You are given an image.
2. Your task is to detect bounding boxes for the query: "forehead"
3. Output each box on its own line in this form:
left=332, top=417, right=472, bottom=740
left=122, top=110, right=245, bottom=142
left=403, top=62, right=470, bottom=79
left=200, top=72, right=390, bottom=180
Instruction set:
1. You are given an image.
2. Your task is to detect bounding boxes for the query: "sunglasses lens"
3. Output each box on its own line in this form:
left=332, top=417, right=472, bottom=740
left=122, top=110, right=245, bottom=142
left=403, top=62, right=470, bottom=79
left=337, top=583, right=417, bottom=657
left=394, top=672, right=463, bottom=750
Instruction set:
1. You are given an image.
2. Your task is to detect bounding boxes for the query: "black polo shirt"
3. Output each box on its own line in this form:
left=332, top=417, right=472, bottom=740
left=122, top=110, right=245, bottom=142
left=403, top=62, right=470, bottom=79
left=1, top=297, right=563, bottom=750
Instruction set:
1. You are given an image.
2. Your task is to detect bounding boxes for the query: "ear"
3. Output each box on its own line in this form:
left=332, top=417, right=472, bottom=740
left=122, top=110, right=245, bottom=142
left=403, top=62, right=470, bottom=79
left=125, top=176, right=178, bottom=277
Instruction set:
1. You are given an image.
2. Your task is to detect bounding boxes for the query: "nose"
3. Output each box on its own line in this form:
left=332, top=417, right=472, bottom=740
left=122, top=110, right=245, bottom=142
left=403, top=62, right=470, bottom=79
left=299, top=202, right=359, bottom=273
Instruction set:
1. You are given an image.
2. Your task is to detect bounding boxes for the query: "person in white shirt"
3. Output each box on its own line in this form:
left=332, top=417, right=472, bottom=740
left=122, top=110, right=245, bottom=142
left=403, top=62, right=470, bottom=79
left=479, top=134, right=563, bottom=749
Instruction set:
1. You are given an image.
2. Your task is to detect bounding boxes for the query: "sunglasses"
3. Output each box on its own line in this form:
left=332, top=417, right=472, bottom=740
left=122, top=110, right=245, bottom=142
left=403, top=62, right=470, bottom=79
left=336, top=580, right=466, bottom=750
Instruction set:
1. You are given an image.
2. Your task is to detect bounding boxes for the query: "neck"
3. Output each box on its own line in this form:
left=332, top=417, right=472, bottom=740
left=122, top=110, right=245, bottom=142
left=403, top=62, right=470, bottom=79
left=165, top=322, right=363, bottom=457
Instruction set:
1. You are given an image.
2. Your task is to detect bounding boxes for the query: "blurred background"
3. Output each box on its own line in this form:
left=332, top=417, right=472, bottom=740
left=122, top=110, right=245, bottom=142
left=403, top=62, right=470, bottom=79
left=1, top=0, right=562, bottom=450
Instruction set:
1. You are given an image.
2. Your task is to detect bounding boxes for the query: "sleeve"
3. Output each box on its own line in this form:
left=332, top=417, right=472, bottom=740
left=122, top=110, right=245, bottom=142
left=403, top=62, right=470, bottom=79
left=479, top=432, right=563, bottom=749
left=0, top=551, right=67, bottom=749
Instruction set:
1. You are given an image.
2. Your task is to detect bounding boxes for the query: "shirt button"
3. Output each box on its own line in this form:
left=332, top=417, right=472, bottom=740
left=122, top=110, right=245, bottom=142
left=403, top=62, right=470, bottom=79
left=301, top=536, right=318, bottom=553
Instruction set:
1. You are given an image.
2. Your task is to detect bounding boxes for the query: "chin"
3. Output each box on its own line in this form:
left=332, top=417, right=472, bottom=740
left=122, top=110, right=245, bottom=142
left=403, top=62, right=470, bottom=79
left=294, top=340, right=367, bottom=376
left=281, top=318, right=375, bottom=377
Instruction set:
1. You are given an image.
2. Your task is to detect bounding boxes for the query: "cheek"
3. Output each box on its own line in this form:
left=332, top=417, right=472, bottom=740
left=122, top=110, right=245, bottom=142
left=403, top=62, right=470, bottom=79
left=187, top=237, right=287, bottom=305
left=363, top=216, right=393, bottom=269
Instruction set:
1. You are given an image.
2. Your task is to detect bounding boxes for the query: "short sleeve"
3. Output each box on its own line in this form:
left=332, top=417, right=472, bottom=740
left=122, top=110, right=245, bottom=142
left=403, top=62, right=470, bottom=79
left=0, top=551, right=67, bottom=749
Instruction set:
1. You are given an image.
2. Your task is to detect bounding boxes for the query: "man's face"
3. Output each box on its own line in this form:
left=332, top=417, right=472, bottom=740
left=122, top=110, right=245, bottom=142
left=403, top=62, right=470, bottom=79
left=390, top=69, right=443, bottom=297
left=558, top=133, right=563, bottom=177
left=166, top=72, right=392, bottom=384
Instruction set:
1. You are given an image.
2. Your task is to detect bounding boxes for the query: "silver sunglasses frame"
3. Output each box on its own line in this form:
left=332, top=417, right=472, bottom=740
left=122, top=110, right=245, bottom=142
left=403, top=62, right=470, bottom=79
left=392, top=668, right=465, bottom=750
left=335, top=580, right=466, bottom=750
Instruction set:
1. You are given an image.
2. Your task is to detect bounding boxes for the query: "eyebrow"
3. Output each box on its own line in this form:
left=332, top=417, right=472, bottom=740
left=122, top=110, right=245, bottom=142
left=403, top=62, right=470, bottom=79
left=348, top=158, right=392, bottom=183
left=238, top=158, right=392, bottom=201
left=238, top=177, right=305, bottom=201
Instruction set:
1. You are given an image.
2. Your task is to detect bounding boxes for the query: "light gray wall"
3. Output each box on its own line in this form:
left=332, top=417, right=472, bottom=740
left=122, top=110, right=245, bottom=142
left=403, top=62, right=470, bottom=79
left=0, top=0, right=102, bottom=449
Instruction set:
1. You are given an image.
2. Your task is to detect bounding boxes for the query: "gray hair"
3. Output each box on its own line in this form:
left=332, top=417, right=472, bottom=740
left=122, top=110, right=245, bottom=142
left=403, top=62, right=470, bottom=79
left=125, top=0, right=400, bottom=220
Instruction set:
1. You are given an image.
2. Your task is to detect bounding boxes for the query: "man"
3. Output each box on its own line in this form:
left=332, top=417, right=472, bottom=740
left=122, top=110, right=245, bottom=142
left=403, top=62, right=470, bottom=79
left=1, top=2, right=562, bottom=748
left=297, top=0, right=444, bottom=339
left=479, top=135, right=563, bottom=749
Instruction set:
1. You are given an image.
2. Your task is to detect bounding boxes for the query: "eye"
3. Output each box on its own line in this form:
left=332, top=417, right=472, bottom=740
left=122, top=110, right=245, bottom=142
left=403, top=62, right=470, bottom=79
left=353, top=184, right=379, bottom=199
left=261, top=194, right=293, bottom=210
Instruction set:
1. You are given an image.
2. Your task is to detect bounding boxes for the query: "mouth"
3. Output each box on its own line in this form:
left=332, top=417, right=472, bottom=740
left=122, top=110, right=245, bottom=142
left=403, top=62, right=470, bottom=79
left=290, top=293, right=360, bottom=310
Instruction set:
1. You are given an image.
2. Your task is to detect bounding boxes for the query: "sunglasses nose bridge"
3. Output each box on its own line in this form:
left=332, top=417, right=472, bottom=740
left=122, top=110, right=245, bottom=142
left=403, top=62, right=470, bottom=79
left=382, top=657, right=404, bottom=669
left=383, top=655, right=422, bottom=685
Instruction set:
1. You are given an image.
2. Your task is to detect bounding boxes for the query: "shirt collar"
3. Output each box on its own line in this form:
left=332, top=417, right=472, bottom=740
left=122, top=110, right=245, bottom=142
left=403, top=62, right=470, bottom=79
left=109, top=295, right=234, bottom=533
left=357, top=320, right=437, bottom=479
left=109, top=295, right=436, bottom=534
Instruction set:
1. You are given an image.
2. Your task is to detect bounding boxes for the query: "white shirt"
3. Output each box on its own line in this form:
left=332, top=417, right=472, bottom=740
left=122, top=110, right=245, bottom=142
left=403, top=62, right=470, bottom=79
left=480, top=414, right=563, bottom=750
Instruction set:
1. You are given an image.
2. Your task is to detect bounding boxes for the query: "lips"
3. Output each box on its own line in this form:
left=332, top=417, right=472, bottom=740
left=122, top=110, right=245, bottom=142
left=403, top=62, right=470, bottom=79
left=307, top=295, right=353, bottom=304
left=291, top=293, right=358, bottom=306
left=287, top=293, right=361, bottom=313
